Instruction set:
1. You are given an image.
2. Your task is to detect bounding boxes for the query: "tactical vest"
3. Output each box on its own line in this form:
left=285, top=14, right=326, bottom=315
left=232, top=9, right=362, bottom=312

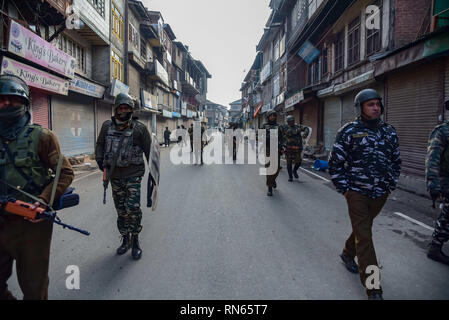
left=284, top=125, right=303, bottom=149
left=0, top=124, right=52, bottom=202
left=103, top=121, right=144, bottom=168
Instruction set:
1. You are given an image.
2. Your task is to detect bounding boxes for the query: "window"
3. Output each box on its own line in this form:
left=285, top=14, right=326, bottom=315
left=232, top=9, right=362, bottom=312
left=140, top=38, right=147, bottom=61
left=111, top=50, right=123, bottom=81
left=53, top=34, right=86, bottom=73
left=348, top=17, right=360, bottom=65
left=112, top=2, right=124, bottom=42
left=334, top=32, right=344, bottom=72
left=87, top=0, right=105, bottom=17
left=366, top=1, right=382, bottom=56
left=322, top=47, right=328, bottom=75
left=129, top=24, right=139, bottom=50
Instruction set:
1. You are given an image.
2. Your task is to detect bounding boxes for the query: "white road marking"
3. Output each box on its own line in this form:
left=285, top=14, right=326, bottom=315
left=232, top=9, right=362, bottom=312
left=392, top=212, right=434, bottom=232
left=280, top=158, right=331, bottom=182
left=73, top=171, right=101, bottom=183
left=280, top=160, right=434, bottom=232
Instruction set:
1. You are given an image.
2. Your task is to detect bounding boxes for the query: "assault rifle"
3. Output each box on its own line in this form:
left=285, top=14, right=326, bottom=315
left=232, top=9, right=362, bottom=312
left=0, top=186, right=89, bottom=236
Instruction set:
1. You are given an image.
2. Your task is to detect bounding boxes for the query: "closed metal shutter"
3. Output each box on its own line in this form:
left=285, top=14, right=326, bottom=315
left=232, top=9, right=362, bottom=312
left=323, top=97, right=341, bottom=151
left=31, top=91, right=49, bottom=128
left=52, top=93, right=95, bottom=157
left=341, top=93, right=357, bottom=126
left=386, top=61, right=440, bottom=177
left=97, top=102, right=112, bottom=137
left=301, top=103, right=318, bottom=146
left=445, top=57, right=449, bottom=102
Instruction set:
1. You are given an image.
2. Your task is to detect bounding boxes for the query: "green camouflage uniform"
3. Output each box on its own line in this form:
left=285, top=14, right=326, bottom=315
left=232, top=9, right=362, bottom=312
left=96, top=119, right=152, bottom=236
left=283, top=124, right=309, bottom=165
left=262, top=121, right=285, bottom=187
left=425, top=121, right=449, bottom=246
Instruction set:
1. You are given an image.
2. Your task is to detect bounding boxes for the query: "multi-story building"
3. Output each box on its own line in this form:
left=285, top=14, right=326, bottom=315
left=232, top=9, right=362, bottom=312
left=249, top=0, right=449, bottom=194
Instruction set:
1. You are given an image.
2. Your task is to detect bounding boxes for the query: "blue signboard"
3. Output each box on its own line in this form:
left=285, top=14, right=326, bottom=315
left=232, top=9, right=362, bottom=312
left=298, top=40, right=320, bottom=64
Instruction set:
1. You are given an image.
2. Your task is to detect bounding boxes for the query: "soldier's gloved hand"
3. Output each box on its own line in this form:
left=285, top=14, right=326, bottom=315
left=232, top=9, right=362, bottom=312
left=97, top=160, right=104, bottom=172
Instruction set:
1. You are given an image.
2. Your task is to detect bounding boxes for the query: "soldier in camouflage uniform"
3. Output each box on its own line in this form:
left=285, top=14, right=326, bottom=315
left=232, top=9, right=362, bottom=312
left=283, top=115, right=310, bottom=182
left=425, top=99, right=449, bottom=266
left=262, top=110, right=285, bottom=197
left=95, top=93, right=152, bottom=260
left=0, top=75, right=74, bottom=299
left=328, top=89, right=401, bottom=300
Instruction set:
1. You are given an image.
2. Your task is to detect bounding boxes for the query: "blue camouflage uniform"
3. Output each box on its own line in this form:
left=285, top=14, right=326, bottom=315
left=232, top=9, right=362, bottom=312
left=329, top=117, right=401, bottom=198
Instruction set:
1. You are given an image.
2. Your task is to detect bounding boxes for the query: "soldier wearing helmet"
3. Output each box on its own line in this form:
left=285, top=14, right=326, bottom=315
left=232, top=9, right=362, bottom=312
left=0, top=74, right=74, bottom=299
left=95, top=92, right=152, bottom=260
left=283, top=115, right=309, bottom=182
left=261, top=110, right=285, bottom=196
left=425, top=99, right=449, bottom=266
left=328, top=88, right=401, bottom=300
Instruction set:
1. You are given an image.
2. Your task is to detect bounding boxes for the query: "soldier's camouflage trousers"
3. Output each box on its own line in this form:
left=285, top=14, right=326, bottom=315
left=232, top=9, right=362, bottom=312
left=432, top=194, right=449, bottom=245
left=265, top=152, right=281, bottom=187
left=111, top=176, right=143, bottom=236
left=285, top=149, right=302, bottom=166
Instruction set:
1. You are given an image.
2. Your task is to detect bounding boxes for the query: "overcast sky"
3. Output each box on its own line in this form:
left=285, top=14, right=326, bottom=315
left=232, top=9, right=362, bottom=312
left=142, top=0, right=271, bottom=108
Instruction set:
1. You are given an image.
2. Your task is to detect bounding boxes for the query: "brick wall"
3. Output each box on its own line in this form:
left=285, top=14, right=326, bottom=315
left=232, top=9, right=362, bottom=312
left=394, top=0, right=432, bottom=48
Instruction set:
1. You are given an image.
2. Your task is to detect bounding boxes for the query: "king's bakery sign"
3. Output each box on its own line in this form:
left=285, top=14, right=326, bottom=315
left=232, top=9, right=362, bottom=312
left=8, top=20, right=75, bottom=79
left=1, top=57, right=69, bottom=95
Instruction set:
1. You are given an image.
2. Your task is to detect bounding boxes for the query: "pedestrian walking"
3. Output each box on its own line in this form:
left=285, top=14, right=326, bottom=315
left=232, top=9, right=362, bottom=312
left=328, top=88, right=401, bottom=300
left=261, top=110, right=285, bottom=197
left=283, top=115, right=309, bottom=182
left=425, top=99, right=449, bottom=266
left=164, top=127, right=171, bottom=148
left=95, top=93, right=152, bottom=260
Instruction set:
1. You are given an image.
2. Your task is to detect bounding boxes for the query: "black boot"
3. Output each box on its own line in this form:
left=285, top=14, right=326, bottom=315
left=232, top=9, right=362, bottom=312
left=131, top=234, right=142, bottom=260
left=116, top=234, right=131, bottom=255
left=340, top=254, right=359, bottom=274
left=267, top=186, right=273, bottom=197
left=287, top=164, right=293, bottom=182
left=427, top=242, right=449, bottom=266
left=293, top=164, right=300, bottom=179
left=368, top=293, right=384, bottom=300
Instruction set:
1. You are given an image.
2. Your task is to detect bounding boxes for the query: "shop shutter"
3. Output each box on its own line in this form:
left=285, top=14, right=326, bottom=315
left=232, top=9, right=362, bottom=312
left=323, top=97, right=341, bottom=151
left=52, top=93, right=95, bottom=157
left=97, top=102, right=112, bottom=137
left=31, top=91, right=49, bottom=128
left=386, top=61, right=440, bottom=177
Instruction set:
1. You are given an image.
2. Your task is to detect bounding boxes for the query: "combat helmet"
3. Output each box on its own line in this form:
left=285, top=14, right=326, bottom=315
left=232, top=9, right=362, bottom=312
left=114, top=92, right=135, bottom=110
left=266, top=110, right=277, bottom=117
left=0, top=74, right=31, bottom=107
left=286, top=115, right=295, bottom=123
left=354, top=88, right=384, bottom=114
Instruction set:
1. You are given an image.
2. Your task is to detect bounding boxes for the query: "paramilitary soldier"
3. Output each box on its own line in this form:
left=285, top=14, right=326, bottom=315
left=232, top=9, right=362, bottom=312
left=425, top=99, right=449, bottom=266
left=284, top=115, right=310, bottom=182
left=262, top=110, right=285, bottom=197
left=0, top=75, right=74, bottom=300
left=328, top=88, right=401, bottom=300
left=95, top=93, right=152, bottom=260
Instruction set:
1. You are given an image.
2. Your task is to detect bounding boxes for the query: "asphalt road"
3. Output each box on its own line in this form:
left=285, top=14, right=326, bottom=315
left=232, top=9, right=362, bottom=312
left=7, top=141, right=449, bottom=300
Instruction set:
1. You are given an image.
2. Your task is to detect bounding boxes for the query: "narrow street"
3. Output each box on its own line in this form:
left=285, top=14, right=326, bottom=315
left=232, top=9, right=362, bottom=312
left=8, top=146, right=449, bottom=300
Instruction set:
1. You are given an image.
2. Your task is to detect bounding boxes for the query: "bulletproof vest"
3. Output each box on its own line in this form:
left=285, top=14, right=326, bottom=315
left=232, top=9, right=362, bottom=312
left=285, top=125, right=303, bottom=148
left=103, top=121, right=144, bottom=168
left=0, top=125, right=52, bottom=202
